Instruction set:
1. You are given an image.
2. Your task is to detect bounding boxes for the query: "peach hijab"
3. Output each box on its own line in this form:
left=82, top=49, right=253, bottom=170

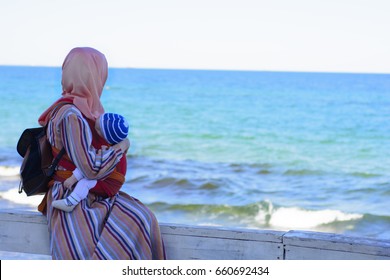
left=39, top=47, right=107, bottom=125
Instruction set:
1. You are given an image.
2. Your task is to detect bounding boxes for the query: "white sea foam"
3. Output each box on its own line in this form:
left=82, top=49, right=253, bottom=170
left=256, top=203, right=363, bottom=230
left=0, top=166, right=20, bottom=177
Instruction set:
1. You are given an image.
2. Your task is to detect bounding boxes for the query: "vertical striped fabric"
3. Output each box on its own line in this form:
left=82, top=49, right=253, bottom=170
left=47, top=183, right=166, bottom=259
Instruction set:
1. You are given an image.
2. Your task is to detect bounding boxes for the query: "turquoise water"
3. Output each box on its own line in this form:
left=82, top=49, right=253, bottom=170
left=1, top=66, right=389, bottom=239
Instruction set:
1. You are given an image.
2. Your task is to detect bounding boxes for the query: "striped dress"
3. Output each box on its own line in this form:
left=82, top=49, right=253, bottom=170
left=44, top=104, right=166, bottom=260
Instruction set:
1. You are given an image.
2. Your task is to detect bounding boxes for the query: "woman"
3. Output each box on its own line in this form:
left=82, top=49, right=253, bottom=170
left=37, top=47, right=166, bottom=260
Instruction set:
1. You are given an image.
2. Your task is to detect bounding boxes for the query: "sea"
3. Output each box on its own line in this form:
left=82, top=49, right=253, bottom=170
left=0, top=66, right=389, bottom=240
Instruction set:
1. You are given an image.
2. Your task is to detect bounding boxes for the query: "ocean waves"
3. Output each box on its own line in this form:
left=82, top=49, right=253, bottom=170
left=3, top=185, right=388, bottom=239
left=138, top=200, right=390, bottom=239
left=2, top=155, right=389, bottom=201
left=0, top=154, right=389, bottom=239
left=0, top=157, right=386, bottom=181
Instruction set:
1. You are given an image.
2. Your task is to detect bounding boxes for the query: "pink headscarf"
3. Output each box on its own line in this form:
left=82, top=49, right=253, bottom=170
left=39, top=47, right=107, bottom=125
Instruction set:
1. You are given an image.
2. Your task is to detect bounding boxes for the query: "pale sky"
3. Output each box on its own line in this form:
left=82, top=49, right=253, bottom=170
left=0, top=0, right=389, bottom=73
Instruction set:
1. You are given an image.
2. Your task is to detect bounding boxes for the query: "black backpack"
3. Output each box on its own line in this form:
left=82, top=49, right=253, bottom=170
left=16, top=103, right=69, bottom=196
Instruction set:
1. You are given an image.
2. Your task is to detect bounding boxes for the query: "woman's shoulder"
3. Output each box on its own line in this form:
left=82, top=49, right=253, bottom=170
left=52, top=104, right=84, bottom=123
left=58, top=104, right=82, bottom=117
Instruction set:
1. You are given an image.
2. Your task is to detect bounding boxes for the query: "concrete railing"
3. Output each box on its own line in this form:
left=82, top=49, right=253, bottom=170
left=1, top=210, right=389, bottom=260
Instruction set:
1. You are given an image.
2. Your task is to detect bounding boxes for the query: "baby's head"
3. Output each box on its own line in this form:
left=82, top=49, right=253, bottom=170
left=96, top=113, right=129, bottom=144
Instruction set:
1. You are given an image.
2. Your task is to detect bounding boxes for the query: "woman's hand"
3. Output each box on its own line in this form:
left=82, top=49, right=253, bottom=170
left=64, top=175, right=78, bottom=189
left=113, top=138, right=130, bottom=153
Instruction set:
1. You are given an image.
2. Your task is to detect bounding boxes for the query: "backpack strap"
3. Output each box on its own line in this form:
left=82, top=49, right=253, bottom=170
left=44, top=148, right=66, bottom=177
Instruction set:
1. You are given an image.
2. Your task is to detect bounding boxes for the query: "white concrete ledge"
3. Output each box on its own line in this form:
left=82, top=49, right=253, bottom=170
left=1, top=210, right=389, bottom=260
left=283, top=230, right=390, bottom=260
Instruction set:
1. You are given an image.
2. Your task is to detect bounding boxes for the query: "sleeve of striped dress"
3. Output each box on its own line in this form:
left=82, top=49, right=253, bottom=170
left=59, top=112, right=124, bottom=180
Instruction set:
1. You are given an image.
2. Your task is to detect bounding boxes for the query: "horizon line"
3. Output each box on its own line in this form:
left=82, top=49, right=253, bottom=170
left=0, top=64, right=389, bottom=75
